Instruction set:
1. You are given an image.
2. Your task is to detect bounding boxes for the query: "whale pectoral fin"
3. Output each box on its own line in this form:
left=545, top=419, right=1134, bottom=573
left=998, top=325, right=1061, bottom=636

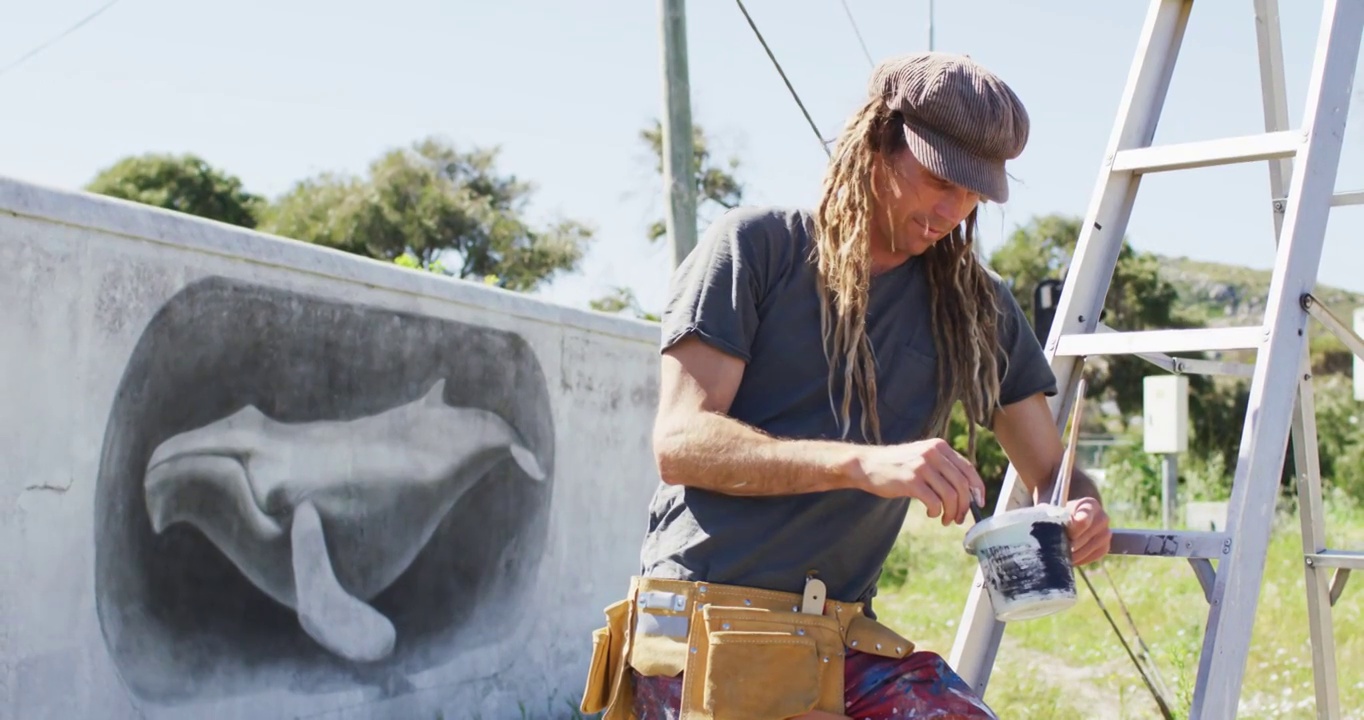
left=290, top=501, right=396, bottom=663
left=508, top=444, right=547, bottom=482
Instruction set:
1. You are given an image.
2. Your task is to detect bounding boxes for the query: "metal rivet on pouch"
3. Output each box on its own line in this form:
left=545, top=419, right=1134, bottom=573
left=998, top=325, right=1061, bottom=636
left=850, top=640, right=858, bottom=647
left=722, top=623, right=730, bottom=630
left=822, top=657, right=829, bottom=663
left=896, top=646, right=903, bottom=654
left=690, top=647, right=697, bottom=653
left=744, top=599, right=752, bottom=606
left=796, top=628, right=806, bottom=636
left=699, top=585, right=707, bottom=594
left=875, top=643, right=882, bottom=650
left=792, top=605, right=799, bottom=612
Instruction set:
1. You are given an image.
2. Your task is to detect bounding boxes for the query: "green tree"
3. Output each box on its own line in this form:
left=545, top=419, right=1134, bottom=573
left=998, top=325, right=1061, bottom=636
left=592, top=121, right=746, bottom=320
left=589, top=287, right=660, bottom=322
left=86, top=153, right=263, bottom=228
left=982, top=213, right=1264, bottom=511
left=638, top=119, right=745, bottom=243
left=261, top=136, right=592, bottom=293
left=988, top=213, right=1189, bottom=418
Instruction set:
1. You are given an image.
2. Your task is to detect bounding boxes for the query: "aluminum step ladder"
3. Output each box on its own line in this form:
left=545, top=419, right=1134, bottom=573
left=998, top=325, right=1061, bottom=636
left=947, top=1, right=1364, bottom=718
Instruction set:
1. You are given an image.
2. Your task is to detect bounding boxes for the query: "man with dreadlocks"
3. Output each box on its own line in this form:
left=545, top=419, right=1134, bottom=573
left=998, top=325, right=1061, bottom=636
left=579, top=52, right=1112, bottom=720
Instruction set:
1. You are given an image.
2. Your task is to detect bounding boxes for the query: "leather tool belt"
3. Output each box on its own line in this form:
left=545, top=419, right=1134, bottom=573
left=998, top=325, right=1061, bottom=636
left=580, top=575, right=916, bottom=720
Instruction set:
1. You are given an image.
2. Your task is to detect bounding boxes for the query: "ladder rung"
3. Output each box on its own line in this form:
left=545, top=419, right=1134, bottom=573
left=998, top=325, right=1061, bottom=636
left=1110, top=529, right=1230, bottom=559
left=1111, top=130, right=1300, bottom=173
left=1332, top=190, right=1364, bottom=206
left=1098, top=325, right=1257, bottom=377
left=1055, top=327, right=1263, bottom=357
left=1305, top=551, right=1364, bottom=569
left=1270, top=189, right=1364, bottom=208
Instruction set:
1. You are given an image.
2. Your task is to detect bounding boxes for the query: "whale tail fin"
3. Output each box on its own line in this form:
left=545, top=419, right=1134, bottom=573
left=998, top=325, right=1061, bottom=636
left=507, top=444, right=546, bottom=482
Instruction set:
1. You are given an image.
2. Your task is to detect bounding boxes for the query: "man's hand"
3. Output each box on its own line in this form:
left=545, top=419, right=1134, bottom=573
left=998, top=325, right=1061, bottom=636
left=855, top=439, right=987, bottom=526
left=1065, top=496, right=1112, bottom=565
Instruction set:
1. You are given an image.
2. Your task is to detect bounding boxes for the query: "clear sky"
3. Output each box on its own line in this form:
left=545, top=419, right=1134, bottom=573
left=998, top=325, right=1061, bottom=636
left=3, top=0, right=1361, bottom=317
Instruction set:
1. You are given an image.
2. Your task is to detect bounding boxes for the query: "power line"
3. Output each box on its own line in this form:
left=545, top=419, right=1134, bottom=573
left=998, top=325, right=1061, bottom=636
left=733, top=0, right=830, bottom=157
left=0, top=0, right=125, bottom=80
left=838, top=0, right=875, bottom=68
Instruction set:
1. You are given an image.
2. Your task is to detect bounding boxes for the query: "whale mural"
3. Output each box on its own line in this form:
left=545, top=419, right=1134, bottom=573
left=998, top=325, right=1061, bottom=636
left=93, top=276, right=556, bottom=706
left=142, top=379, right=546, bottom=664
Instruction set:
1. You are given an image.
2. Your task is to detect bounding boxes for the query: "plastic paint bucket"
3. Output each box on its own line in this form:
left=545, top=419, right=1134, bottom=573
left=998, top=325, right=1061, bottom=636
left=962, top=504, right=1077, bottom=622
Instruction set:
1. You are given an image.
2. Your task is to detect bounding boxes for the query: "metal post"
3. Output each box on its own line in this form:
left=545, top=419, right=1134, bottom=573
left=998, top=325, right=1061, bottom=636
left=660, top=0, right=697, bottom=269
left=1162, top=453, right=1178, bottom=529
left=928, top=0, right=935, bottom=51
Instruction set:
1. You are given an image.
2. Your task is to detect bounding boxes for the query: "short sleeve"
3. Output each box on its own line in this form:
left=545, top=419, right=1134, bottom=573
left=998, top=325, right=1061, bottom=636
left=992, top=275, right=1059, bottom=406
left=659, top=208, right=776, bottom=361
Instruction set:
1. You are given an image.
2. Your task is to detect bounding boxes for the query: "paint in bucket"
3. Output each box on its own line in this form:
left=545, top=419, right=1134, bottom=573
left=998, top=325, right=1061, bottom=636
left=962, top=504, right=1077, bottom=622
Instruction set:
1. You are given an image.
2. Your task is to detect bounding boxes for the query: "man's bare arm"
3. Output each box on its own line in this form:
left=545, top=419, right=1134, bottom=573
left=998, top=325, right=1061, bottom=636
left=990, top=393, right=1102, bottom=504
left=651, top=335, right=863, bottom=496
left=651, top=336, right=989, bottom=526
left=991, top=393, right=1112, bottom=565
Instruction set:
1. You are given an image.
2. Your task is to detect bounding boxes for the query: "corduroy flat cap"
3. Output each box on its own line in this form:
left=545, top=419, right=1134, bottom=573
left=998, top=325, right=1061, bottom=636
left=868, top=52, right=1029, bottom=203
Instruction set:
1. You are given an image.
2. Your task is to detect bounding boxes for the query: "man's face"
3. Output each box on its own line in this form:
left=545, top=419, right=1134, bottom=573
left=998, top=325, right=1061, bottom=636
left=872, top=147, right=981, bottom=257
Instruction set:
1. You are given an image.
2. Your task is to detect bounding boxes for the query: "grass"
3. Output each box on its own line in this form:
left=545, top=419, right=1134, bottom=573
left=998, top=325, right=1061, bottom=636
left=874, top=498, right=1364, bottom=720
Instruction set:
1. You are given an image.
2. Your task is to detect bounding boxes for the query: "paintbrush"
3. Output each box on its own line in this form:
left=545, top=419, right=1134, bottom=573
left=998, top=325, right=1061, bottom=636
left=1052, top=376, right=1088, bottom=507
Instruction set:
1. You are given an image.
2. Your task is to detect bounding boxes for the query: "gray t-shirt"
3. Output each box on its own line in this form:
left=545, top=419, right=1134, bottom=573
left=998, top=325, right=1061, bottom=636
left=638, top=206, right=1057, bottom=613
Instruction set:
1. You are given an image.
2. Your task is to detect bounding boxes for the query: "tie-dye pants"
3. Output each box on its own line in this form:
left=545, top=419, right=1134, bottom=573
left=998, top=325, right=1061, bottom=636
left=630, top=648, right=999, bottom=719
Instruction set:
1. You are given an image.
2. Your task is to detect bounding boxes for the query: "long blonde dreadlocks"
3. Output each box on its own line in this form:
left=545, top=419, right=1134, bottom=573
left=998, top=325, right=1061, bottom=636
left=811, top=96, right=1005, bottom=459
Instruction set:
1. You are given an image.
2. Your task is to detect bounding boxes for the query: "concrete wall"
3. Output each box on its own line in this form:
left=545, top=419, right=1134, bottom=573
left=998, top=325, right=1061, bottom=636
left=0, top=175, right=662, bottom=720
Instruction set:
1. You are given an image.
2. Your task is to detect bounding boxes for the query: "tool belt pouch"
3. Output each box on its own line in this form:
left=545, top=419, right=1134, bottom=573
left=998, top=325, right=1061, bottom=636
left=580, top=578, right=917, bottom=720
left=679, top=605, right=845, bottom=720
left=579, top=598, right=632, bottom=717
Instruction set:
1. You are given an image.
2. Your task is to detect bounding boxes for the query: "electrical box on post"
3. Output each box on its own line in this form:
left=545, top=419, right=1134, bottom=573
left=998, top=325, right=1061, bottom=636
left=1143, top=374, right=1189, bottom=454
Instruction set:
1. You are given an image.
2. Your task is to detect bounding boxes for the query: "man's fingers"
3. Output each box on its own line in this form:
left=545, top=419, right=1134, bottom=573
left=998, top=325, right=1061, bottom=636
left=938, top=443, right=986, bottom=507
left=913, top=479, right=945, bottom=520
left=1073, top=534, right=1111, bottom=566
left=922, top=471, right=960, bottom=526
left=1067, top=506, right=1112, bottom=565
left=925, top=446, right=972, bottom=523
left=1071, top=534, right=1098, bottom=565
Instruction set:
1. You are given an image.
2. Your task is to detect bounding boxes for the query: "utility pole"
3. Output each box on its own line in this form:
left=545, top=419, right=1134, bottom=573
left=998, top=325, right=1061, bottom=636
left=927, top=0, right=935, bottom=51
left=660, top=0, right=697, bottom=269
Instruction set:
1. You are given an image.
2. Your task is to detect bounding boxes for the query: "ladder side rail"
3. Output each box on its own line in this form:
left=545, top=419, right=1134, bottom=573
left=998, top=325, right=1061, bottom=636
left=1189, top=2, right=1364, bottom=716
left=1255, top=0, right=1295, bottom=236
left=948, top=0, right=1195, bottom=692
left=1291, top=358, right=1341, bottom=719
left=1254, top=2, right=1342, bottom=715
